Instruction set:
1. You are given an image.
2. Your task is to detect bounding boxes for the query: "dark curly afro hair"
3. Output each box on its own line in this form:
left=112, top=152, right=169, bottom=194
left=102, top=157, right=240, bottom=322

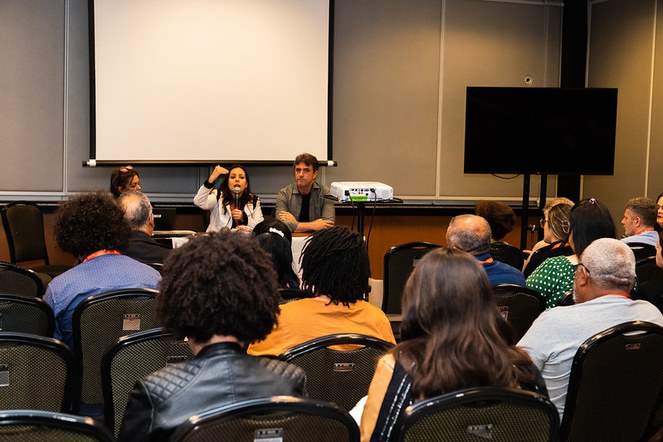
left=54, top=191, right=131, bottom=258
left=300, top=226, right=370, bottom=306
left=158, top=230, right=281, bottom=343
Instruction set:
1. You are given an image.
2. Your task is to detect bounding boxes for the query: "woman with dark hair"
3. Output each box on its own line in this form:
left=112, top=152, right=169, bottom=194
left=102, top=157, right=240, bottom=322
left=656, top=192, right=663, bottom=231
left=255, top=232, right=300, bottom=289
left=110, top=165, right=141, bottom=197
left=475, top=200, right=516, bottom=241
left=118, top=230, right=306, bottom=442
left=523, top=203, right=573, bottom=277
left=248, top=226, right=395, bottom=356
left=359, top=248, right=546, bottom=440
left=193, top=164, right=264, bottom=231
left=527, top=198, right=616, bottom=308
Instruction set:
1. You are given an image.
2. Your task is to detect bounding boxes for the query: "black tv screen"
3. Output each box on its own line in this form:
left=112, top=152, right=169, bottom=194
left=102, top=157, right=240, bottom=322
left=464, top=87, right=618, bottom=175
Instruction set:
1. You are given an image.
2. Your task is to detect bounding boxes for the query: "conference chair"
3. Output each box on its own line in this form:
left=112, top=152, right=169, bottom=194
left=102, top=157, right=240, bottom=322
left=393, top=387, right=559, bottom=442
left=101, top=327, right=194, bottom=437
left=0, top=409, right=114, bottom=442
left=490, top=241, right=526, bottom=270
left=1, top=201, right=71, bottom=277
left=279, top=333, right=394, bottom=411
left=0, top=333, right=78, bottom=413
left=170, top=396, right=360, bottom=442
left=627, top=242, right=657, bottom=262
left=635, top=256, right=663, bottom=313
left=0, top=294, right=54, bottom=336
left=492, top=284, right=545, bottom=341
left=383, top=242, right=441, bottom=314
left=0, top=261, right=45, bottom=298
left=560, top=321, right=663, bottom=441
left=72, top=288, right=159, bottom=414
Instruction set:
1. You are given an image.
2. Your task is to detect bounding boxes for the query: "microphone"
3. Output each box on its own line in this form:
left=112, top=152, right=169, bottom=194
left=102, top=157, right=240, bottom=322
left=233, top=187, right=241, bottom=210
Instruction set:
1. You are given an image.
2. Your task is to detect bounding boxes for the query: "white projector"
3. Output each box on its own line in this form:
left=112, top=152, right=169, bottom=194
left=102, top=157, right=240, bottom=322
left=330, top=182, right=393, bottom=202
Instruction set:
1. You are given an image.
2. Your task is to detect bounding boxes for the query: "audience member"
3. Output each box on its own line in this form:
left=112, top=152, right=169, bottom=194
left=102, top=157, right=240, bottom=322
left=518, top=238, right=663, bottom=419
left=527, top=198, right=615, bottom=308
left=194, top=164, right=264, bottom=231
left=110, top=165, right=140, bottom=197
left=657, top=192, right=663, bottom=231
left=359, top=248, right=546, bottom=440
left=248, top=226, right=395, bottom=356
left=43, top=192, right=161, bottom=348
left=523, top=203, right=573, bottom=277
left=118, top=230, right=306, bottom=441
left=445, top=214, right=526, bottom=286
left=526, top=197, right=575, bottom=255
left=276, top=153, right=335, bottom=232
left=475, top=200, right=516, bottom=241
left=621, top=196, right=658, bottom=260
left=253, top=218, right=293, bottom=244
left=118, top=191, right=170, bottom=265
left=255, top=232, right=300, bottom=289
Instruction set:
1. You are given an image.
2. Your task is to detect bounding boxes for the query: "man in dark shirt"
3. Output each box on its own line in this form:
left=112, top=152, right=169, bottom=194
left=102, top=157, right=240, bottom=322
left=118, top=191, right=170, bottom=265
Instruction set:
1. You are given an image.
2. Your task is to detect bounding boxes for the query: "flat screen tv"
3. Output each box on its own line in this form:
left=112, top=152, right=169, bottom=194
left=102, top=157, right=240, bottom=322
left=464, top=87, right=618, bottom=175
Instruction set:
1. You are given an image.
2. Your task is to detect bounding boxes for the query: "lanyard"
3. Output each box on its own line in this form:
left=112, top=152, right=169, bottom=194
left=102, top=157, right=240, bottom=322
left=479, top=257, right=494, bottom=264
left=84, top=249, right=121, bottom=263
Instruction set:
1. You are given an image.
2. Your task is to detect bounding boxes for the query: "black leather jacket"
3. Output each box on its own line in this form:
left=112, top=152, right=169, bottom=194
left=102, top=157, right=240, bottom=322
left=118, top=342, right=306, bottom=441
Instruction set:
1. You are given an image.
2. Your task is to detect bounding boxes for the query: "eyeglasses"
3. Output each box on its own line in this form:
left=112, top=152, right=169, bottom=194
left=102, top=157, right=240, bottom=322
left=576, top=263, right=590, bottom=275
left=539, top=219, right=548, bottom=228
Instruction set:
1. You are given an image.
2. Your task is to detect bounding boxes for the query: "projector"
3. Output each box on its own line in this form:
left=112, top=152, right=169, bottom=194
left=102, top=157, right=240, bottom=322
left=330, top=182, right=393, bottom=202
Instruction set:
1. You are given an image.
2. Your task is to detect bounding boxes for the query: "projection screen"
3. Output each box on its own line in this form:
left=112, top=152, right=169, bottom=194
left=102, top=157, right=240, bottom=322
left=89, top=0, right=332, bottom=164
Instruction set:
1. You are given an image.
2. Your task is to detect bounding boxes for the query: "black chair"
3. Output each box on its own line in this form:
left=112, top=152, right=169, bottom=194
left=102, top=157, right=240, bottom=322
left=393, top=387, right=559, bottom=442
left=635, top=256, right=663, bottom=312
left=490, top=241, right=526, bottom=271
left=383, top=242, right=441, bottom=314
left=1, top=201, right=71, bottom=277
left=72, top=288, right=159, bottom=413
left=0, top=262, right=45, bottom=298
left=170, top=396, right=359, bottom=442
left=102, top=327, right=194, bottom=437
left=492, top=284, right=545, bottom=341
left=0, top=294, right=54, bottom=336
left=627, top=241, right=657, bottom=262
left=0, top=409, right=114, bottom=441
left=0, top=333, right=78, bottom=413
left=279, top=333, right=394, bottom=411
left=560, top=321, right=663, bottom=441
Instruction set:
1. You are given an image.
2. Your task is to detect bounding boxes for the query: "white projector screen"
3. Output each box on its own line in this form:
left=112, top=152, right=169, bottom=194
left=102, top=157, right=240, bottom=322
left=90, top=0, right=331, bottom=164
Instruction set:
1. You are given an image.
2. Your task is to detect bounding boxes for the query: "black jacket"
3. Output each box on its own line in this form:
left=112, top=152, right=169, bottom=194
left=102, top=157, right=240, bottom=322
left=118, top=342, right=307, bottom=441
left=122, top=230, right=171, bottom=265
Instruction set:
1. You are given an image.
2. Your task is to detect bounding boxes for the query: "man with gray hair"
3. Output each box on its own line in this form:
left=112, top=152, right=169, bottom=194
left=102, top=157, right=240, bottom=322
left=445, top=214, right=525, bottom=286
left=118, top=191, right=170, bottom=265
left=621, top=196, right=658, bottom=260
left=518, top=238, right=663, bottom=419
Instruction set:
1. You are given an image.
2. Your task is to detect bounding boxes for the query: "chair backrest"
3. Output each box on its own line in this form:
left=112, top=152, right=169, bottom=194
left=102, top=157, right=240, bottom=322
left=101, top=327, right=194, bottom=437
left=560, top=321, right=663, bottom=441
left=72, top=288, right=159, bottom=408
left=383, top=242, right=441, bottom=314
left=1, top=202, right=49, bottom=264
left=0, top=333, right=78, bottom=413
left=490, top=241, right=525, bottom=270
left=0, top=409, right=114, bottom=442
left=0, top=262, right=44, bottom=298
left=0, top=294, right=54, bottom=336
left=394, top=387, right=559, bottom=442
left=628, top=242, right=657, bottom=262
left=492, top=284, right=545, bottom=341
left=279, top=333, right=394, bottom=411
left=170, top=396, right=359, bottom=442
left=635, top=257, right=663, bottom=311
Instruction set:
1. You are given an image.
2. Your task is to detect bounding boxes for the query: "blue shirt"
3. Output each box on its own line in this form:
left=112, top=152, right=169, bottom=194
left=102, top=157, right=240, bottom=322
left=475, top=252, right=527, bottom=286
left=43, top=254, right=161, bottom=348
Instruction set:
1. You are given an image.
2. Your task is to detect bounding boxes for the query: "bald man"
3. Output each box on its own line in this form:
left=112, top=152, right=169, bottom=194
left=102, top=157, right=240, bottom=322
left=446, top=214, right=526, bottom=286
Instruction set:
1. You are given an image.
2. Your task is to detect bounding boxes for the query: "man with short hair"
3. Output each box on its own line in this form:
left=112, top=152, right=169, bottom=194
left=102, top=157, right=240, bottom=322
left=118, top=191, right=170, bottom=265
left=621, top=196, right=659, bottom=260
left=276, top=152, right=335, bottom=232
left=445, top=214, right=526, bottom=286
left=518, top=238, right=663, bottom=419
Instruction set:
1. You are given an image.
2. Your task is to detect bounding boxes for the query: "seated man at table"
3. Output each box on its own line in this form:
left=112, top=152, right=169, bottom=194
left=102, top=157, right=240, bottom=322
left=248, top=226, right=396, bottom=356
left=43, top=192, right=161, bottom=348
left=118, top=191, right=170, bottom=265
left=276, top=152, right=335, bottom=232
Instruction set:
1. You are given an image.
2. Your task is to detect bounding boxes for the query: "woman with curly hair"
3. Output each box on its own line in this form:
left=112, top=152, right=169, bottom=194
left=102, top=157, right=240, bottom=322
left=43, top=192, right=161, bottom=348
left=119, top=230, right=306, bottom=442
left=359, top=248, right=547, bottom=441
left=110, top=165, right=141, bottom=197
left=248, top=226, right=395, bottom=356
left=193, top=164, right=264, bottom=231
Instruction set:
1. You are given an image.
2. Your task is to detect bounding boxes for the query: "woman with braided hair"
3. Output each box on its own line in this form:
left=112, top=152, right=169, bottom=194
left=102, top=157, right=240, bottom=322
left=248, top=226, right=395, bottom=356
